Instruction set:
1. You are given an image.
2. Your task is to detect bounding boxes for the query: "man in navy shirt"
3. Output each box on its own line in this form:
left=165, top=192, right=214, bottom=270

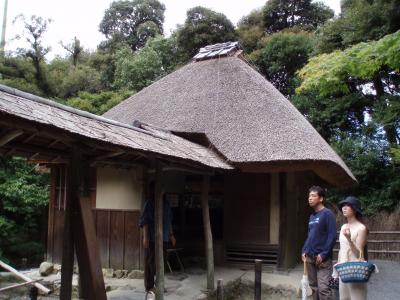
left=139, top=183, right=176, bottom=296
left=302, top=186, right=336, bottom=300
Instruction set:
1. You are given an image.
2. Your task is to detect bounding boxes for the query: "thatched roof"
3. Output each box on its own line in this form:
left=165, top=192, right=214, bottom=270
left=0, top=85, right=232, bottom=170
left=104, top=45, right=356, bottom=187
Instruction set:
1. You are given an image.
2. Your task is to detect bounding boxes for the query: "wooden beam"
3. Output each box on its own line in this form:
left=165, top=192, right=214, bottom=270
left=60, top=150, right=80, bottom=300
left=155, top=163, right=165, bottom=300
left=0, top=116, right=75, bottom=144
left=201, top=175, right=214, bottom=290
left=22, top=132, right=37, bottom=143
left=74, top=197, right=107, bottom=300
left=6, top=141, right=70, bottom=159
left=0, top=260, right=50, bottom=294
left=94, top=149, right=125, bottom=160
left=0, top=129, right=23, bottom=147
left=0, top=279, right=42, bottom=292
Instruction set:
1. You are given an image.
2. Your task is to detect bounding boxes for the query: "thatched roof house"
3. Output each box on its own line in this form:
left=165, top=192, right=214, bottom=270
left=104, top=42, right=355, bottom=187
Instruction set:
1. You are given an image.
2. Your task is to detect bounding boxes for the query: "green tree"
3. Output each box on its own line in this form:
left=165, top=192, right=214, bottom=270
left=237, top=9, right=265, bottom=53
left=113, top=35, right=179, bottom=91
left=176, top=6, right=237, bottom=59
left=262, top=0, right=334, bottom=33
left=329, top=137, right=400, bottom=214
left=60, top=36, right=83, bottom=66
left=99, top=0, right=165, bottom=51
left=0, top=55, right=43, bottom=95
left=252, top=30, right=314, bottom=96
left=297, top=31, right=400, bottom=145
left=315, top=0, right=400, bottom=53
left=13, top=15, right=53, bottom=95
left=0, top=157, right=49, bottom=264
left=66, top=90, right=132, bottom=115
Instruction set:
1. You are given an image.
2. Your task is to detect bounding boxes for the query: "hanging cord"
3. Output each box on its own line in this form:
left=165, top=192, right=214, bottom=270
left=57, top=168, right=62, bottom=211
left=63, top=167, right=67, bottom=211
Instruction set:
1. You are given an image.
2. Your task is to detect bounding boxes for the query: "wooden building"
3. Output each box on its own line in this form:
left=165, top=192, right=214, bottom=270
left=103, top=42, right=357, bottom=269
left=0, top=84, right=232, bottom=298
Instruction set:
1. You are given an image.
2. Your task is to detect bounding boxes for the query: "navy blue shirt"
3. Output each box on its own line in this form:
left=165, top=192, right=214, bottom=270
left=302, top=207, right=337, bottom=260
left=139, top=199, right=172, bottom=242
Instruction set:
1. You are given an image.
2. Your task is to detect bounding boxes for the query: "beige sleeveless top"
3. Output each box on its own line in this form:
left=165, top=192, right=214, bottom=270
left=338, top=225, right=363, bottom=263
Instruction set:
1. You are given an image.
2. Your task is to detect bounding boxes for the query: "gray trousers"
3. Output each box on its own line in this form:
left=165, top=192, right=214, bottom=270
left=306, top=257, right=333, bottom=300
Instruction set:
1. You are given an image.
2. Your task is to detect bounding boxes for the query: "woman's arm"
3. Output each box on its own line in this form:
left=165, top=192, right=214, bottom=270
left=345, top=225, right=367, bottom=258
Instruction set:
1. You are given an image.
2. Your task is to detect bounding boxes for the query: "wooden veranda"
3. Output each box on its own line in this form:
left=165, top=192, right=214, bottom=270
left=0, top=85, right=232, bottom=299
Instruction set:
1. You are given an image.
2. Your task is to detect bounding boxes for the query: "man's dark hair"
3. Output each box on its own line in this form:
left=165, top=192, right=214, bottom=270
left=309, top=185, right=326, bottom=200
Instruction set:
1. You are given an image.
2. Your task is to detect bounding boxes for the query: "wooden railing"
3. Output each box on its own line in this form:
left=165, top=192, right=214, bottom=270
left=334, top=231, right=400, bottom=261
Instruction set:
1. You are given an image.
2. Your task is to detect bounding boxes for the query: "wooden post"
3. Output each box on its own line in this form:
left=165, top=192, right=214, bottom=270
left=217, top=279, right=224, bottom=300
left=155, top=163, right=165, bottom=300
left=254, top=259, right=262, bottom=300
left=60, top=150, right=80, bottom=300
left=74, top=197, right=107, bottom=300
left=201, top=175, right=214, bottom=290
left=277, top=173, right=287, bottom=269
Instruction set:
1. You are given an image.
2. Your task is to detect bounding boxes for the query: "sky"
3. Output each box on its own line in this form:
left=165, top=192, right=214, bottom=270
left=1, top=0, right=341, bottom=60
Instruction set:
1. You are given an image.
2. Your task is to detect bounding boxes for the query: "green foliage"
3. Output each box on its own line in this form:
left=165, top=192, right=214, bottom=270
left=13, top=15, right=53, bottom=95
left=0, top=157, right=49, bottom=264
left=262, top=0, right=334, bottom=33
left=251, top=30, right=314, bottom=96
left=99, top=0, right=165, bottom=51
left=58, top=65, right=103, bottom=98
left=113, top=35, right=179, bottom=91
left=0, top=55, right=44, bottom=95
left=329, top=137, right=400, bottom=214
left=237, top=9, right=265, bottom=53
left=315, top=0, right=400, bottom=53
left=291, top=90, right=367, bottom=140
left=297, top=31, right=400, bottom=145
left=60, top=37, right=84, bottom=66
left=66, top=90, right=132, bottom=115
left=176, top=6, right=237, bottom=60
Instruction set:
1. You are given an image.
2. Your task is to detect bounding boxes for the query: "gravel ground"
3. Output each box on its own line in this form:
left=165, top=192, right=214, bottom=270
left=367, top=260, right=400, bottom=300
left=1, top=260, right=399, bottom=299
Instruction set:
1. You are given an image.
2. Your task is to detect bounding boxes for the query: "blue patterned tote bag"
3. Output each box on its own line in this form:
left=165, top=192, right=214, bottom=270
left=334, top=249, right=376, bottom=283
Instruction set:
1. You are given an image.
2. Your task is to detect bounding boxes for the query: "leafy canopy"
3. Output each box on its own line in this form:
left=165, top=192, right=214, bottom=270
left=113, top=35, right=179, bottom=91
left=263, top=0, right=334, bottom=33
left=0, top=157, right=49, bottom=264
left=252, top=30, right=314, bottom=96
left=99, top=0, right=165, bottom=51
left=176, top=6, right=236, bottom=60
left=315, top=0, right=400, bottom=53
left=297, top=31, right=400, bottom=96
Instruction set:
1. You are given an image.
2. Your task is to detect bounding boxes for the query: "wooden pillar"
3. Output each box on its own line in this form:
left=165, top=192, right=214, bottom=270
left=155, top=163, right=165, bottom=300
left=254, top=259, right=262, bottom=300
left=277, top=173, right=287, bottom=269
left=74, top=196, right=107, bottom=300
left=201, top=175, right=214, bottom=290
left=60, top=150, right=80, bottom=300
left=60, top=149, right=107, bottom=300
left=46, top=166, right=57, bottom=262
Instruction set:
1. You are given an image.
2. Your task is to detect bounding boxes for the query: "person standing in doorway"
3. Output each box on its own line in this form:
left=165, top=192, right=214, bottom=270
left=302, top=186, right=337, bottom=300
left=139, top=182, right=176, bottom=298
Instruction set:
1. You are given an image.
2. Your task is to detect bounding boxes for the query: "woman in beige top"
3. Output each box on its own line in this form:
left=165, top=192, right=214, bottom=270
left=337, top=196, right=368, bottom=300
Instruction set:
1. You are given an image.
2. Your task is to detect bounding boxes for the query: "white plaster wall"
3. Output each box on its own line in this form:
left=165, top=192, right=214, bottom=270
left=96, top=166, right=143, bottom=210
